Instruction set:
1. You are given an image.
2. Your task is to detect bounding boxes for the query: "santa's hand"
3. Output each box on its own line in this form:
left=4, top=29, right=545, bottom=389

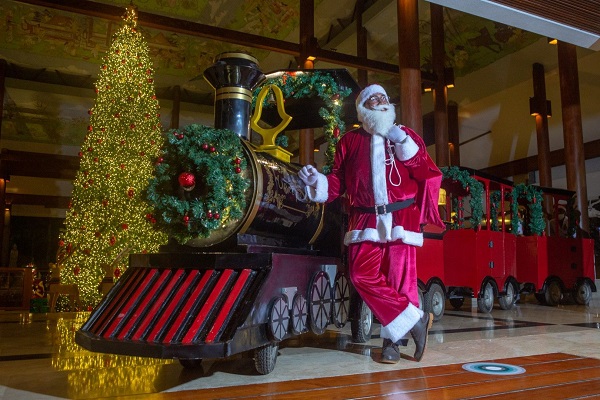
left=385, top=124, right=407, bottom=143
left=299, top=165, right=318, bottom=187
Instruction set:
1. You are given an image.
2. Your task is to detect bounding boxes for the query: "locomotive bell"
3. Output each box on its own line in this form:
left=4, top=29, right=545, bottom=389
left=203, top=52, right=266, bottom=139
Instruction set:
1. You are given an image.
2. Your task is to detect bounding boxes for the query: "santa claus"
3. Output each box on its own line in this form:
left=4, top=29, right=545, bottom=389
left=299, top=84, right=444, bottom=363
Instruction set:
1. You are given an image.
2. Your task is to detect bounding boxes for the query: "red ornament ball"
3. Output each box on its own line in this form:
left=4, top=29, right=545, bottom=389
left=178, top=172, right=196, bottom=190
left=114, top=268, right=121, bottom=278
left=73, top=266, right=80, bottom=276
left=202, top=143, right=209, bottom=150
left=333, top=126, right=341, bottom=138
left=214, top=213, right=220, bottom=220
left=235, top=167, right=241, bottom=174
left=121, top=223, right=129, bottom=230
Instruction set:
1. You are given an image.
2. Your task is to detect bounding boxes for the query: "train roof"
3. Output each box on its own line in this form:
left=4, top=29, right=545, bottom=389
left=258, top=69, right=361, bottom=131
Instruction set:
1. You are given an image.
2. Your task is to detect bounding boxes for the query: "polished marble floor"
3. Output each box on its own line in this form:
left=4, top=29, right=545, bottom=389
left=0, top=283, right=598, bottom=400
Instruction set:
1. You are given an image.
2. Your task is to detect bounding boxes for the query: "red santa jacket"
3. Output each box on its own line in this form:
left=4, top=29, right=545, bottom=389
left=307, top=126, right=444, bottom=246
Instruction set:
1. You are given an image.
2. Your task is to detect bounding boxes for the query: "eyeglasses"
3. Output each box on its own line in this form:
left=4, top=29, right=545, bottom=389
left=366, top=94, right=389, bottom=105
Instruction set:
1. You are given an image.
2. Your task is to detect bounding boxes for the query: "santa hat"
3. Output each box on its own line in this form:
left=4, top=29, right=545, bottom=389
left=355, top=84, right=388, bottom=108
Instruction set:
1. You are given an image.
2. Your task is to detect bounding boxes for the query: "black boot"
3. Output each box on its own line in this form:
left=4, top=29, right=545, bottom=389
left=381, top=338, right=401, bottom=364
left=410, top=312, right=433, bottom=362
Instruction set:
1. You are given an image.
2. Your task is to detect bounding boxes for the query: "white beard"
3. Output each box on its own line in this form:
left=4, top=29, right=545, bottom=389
left=357, top=103, right=396, bottom=136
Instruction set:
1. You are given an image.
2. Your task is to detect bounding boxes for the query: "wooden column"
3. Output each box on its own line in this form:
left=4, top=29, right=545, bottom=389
left=531, top=63, right=553, bottom=222
left=299, top=0, right=315, bottom=166
left=531, top=63, right=552, bottom=187
left=557, top=41, right=589, bottom=232
left=0, top=60, right=7, bottom=263
left=170, top=85, right=181, bottom=129
left=397, top=0, right=422, bottom=133
left=356, top=0, right=368, bottom=87
left=447, top=101, right=460, bottom=166
left=430, top=3, right=449, bottom=166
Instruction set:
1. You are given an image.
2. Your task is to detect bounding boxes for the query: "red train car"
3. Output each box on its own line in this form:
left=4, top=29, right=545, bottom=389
left=438, top=167, right=519, bottom=313
left=515, top=186, right=597, bottom=305
left=416, top=230, right=446, bottom=321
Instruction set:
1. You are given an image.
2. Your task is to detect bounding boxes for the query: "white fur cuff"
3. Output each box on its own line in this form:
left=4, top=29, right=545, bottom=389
left=380, top=303, right=424, bottom=342
left=307, top=172, right=329, bottom=203
left=394, top=136, right=419, bottom=161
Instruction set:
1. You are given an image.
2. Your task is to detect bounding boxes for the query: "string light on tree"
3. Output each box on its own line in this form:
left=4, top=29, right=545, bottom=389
left=59, top=4, right=167, bottom=308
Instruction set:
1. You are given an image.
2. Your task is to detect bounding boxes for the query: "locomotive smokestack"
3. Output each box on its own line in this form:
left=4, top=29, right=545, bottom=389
left=203, top=52, right=265, bottom=139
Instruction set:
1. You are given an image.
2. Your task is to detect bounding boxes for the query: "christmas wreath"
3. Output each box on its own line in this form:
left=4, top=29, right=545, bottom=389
left=252, top=71, right=352, bottom=173
left=511, top=183, right=545, bottom=236
left=441, top=166, right=484, bottom=230
left=145, top=124, right=250, bottom=243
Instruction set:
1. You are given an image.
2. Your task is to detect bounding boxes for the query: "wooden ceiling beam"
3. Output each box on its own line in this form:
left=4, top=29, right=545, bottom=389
left=480, top=137, right=600, bottom=178
left=15, top=0, right=418, bottom=77
left=5, top=193, right=71, bottom=209
left=0, top=149, right=79, bottom=180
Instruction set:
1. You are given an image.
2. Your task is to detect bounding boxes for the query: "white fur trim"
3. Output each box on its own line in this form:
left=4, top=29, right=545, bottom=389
left=355, top=84, right=387, bottom=108
left=306, top=172, right=329, bottom=203
left=380, top=303, right=424, bottom=342
left=371, top=135, right=388, bottom=206
left=394, top=136, right=419, bottom=161
left=343, top=227, right=423, bottom=246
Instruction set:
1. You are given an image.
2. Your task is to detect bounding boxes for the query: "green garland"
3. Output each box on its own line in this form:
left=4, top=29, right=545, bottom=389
left=490, top=190, right=518, bottom=232
left=510, top=183, right=545, bottom=236
left=252, top=71, right=352, bottom=173
left=145, top=124, right=249, bottom=243
left=441, top=166, right=484, bottom=230
left=489, top=190, right=502, bottom=231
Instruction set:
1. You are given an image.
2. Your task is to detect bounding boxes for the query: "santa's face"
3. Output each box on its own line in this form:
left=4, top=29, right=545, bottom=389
left=357, top=92, right=396, bottom=135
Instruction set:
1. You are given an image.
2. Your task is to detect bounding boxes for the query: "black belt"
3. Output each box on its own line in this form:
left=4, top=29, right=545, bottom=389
left=354, top=198, right=415, bottom=215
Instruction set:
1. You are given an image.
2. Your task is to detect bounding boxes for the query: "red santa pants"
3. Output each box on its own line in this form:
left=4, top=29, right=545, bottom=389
left=348, top=240, right=419, bottom=327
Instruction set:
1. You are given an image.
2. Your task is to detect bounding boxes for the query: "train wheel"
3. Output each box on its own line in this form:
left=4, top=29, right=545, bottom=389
left=268, top=296, right=290, bottom=341
left=449, top=297, right=464, bottom=310
left=574, top=281, right=592, bottom=305
left=477, top=281, right=495, bottom=313
left=424, top=283, right=445, bottom=322
left=308, top=271, right=332, bottom=335
left=351, top=297, right=373, bottom=343
left=291, top=293, right=308, bottom=335
left=544, top=280, right=562, bottom=306
left=332, top=273, right=350, bottom=328
left=498, top=280, right=518, bottom=310
left=254, top=342, right=278, bottom=375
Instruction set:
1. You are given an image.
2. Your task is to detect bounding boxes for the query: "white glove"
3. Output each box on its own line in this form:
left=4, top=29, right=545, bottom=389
left=385, top=124, right=407, bottom=144
left=298, top=165, right=318, bottom=187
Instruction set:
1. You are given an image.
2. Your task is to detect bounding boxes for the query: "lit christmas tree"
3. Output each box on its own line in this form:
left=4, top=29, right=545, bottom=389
left=59, top=5, right=167, bottom=307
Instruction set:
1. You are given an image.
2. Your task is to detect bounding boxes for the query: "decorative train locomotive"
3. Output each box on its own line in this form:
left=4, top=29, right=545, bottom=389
left=75, top=53, right=596, bottom=373
left=75, top=53, right=358, bottom=374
